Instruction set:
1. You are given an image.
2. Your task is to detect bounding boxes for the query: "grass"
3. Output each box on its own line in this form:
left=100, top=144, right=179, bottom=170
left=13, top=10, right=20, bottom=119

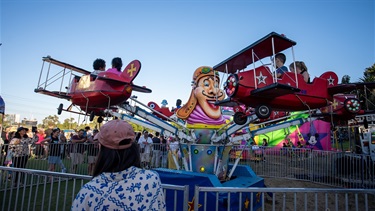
left=25, top=156, right=90, bottom=175
left=0, top=178, right=90, bottom=211
left=0, top=156, right=91, bottom=211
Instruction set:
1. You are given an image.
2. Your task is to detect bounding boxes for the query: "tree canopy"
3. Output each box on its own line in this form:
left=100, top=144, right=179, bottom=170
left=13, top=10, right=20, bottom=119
left=341, top=75, right=351, bottom=84
left=358, top=63, right=375, bottom=110
left=360, top=63, right=375, bottom=82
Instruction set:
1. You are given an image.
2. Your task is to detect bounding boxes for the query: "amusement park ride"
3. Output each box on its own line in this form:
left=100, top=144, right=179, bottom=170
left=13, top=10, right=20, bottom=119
left=35, top=32, right=375, bottom=210
left=147, top=101, right=175, bottom=120
left=312, top=82, right=375, bottom=127
left=213, top=32, right=369, bottom=126
left=35, top=56, right=151, bottom=123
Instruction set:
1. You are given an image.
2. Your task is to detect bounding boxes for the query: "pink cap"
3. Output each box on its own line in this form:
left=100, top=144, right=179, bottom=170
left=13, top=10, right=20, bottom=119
left=97, top=119, right=135, bottom=149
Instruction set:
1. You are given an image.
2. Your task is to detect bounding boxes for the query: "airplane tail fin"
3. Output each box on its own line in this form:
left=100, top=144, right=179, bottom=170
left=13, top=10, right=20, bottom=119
left=319, top=71, right=338, bottom=87
left=120, top=60, right=141, bottom=83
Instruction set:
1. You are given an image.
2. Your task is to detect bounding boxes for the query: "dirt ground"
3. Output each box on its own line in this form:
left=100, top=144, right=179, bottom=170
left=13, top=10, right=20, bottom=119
left=262, top=177, right=375, bottom=211
left=264, top=176, right=335, bottom=188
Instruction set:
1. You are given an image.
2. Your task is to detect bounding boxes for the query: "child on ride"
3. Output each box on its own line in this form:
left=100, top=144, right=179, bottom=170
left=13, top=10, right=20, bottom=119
left=274, top=53, right=288, bottom=78
left=289, top=61, right=310, bottom=83
left=91, top=58, right=106, bottom=76
left=106, top=57, right=123, bottom=75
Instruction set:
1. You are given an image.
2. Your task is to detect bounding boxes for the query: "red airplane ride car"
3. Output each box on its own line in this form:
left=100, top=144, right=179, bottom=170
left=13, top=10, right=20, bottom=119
left=214, top=32, right=350, bottom=125
left=35, top=56, right=151, bottom=123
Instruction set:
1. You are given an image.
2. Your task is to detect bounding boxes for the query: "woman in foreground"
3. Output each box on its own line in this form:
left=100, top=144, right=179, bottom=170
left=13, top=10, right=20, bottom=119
left=71, top=119, right=166, bottom=210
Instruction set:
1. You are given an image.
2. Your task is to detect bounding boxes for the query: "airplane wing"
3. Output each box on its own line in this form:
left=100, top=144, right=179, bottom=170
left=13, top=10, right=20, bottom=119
left=214, top=98, right=242, bottom=107
left=34, top=88, right=71, bottom=100
left=35, top=56, right=88, bottom=101
left=327, top=84, right=357, bottom=95
left=42, top=56, right=91, bottom=75
left=215, top=83, right=299, bottom=106
left=351, top=82, right=375, bottom=89
left=328, top=82, right=375, bottom=95
left=250, top=83, right=300, bottom=98
left=360, top=109, right=375, bottom=115
left=214, top=32, right=297, bottom=73
left=132, top=84, right=152, bottom=93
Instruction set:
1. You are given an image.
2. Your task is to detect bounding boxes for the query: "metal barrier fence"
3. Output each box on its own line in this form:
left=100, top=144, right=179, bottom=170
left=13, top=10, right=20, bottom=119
left=0, top=166, right=189, bottom=211
left=194, top=186, right=375, bottom=211
left=1, top=143, right=374, bottom=189
left=229, top=145, right=375, bottom=189
left=1, top=167, right=374, bottom=211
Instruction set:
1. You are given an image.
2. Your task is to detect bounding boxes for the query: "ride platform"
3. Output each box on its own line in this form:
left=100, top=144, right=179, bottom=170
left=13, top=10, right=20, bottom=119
left=155, top=164, right=264, bottom=210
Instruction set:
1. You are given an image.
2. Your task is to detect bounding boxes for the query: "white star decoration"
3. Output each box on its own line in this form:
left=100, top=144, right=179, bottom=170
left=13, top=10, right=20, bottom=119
left=327, top=76, right=335, bottom=85
left=256, top=72, right=267, bottom=84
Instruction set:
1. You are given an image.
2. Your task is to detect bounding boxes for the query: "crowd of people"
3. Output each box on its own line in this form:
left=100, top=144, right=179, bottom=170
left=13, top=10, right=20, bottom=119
left=1, top=120, right=169, bottom=209
left=0, top=124, right=182, bottom=179
left=0, top=122, right=168, bottom=210
left=136, top=130, right=180, bottom=169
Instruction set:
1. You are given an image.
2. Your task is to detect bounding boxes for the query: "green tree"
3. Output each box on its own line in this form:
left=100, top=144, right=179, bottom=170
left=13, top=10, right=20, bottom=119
left=341, top=75, right=350, bottom=84
left=2, top=114, right=13, bottom=127
left=360, top=63, right=375, bottom=82
left=358, top=63, right=375, bottom=110
left=41, top=115, right=60, bottom=128
left=59, top=117, right=78, bottom=130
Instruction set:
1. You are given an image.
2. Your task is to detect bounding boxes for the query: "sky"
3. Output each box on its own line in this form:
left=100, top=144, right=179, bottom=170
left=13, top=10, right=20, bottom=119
left=0, top=0, right=374, bottom=125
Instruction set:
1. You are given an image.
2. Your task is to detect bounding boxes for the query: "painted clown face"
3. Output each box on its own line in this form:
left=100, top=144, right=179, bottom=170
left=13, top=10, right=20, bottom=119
left=194, top=75, right=225, bottom=119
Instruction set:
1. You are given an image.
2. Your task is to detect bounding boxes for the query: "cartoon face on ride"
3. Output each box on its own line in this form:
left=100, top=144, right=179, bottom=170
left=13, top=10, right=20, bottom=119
left=193, top=67, right=225, bottom=119
left=176, top=66, right=226, bottom=123
left=308, top=134, right=318, bottom=145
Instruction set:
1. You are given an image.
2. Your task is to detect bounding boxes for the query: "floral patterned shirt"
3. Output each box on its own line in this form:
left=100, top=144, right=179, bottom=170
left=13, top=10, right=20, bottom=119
left=71, top=166, right=166, bottom=211
left=9, top=135, right=38, bottom=157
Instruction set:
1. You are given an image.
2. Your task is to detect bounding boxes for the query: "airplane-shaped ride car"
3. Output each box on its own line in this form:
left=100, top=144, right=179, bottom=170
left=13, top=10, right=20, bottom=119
left=35, top=56, right=151, bottom=123
left=214, top=32, right=356, bottom=125
left=312, top=82, right=375, bottom=127
left=147, top=101, right=175, bottom=120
